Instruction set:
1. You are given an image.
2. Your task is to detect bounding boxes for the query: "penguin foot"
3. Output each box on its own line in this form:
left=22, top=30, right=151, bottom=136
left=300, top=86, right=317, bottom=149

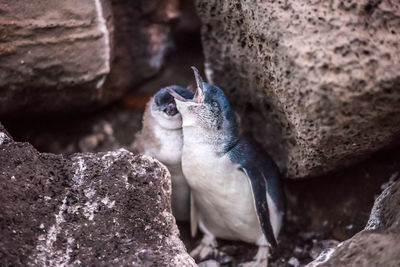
left=190, top=235, right=218, bottom=261
left=240, top=245, right=270, bottom=267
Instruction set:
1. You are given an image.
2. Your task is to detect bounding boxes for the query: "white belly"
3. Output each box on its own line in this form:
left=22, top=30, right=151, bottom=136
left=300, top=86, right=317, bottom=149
left=149, top=123, right=182, bottom=166
left=182, top=143, right=263, bottom=244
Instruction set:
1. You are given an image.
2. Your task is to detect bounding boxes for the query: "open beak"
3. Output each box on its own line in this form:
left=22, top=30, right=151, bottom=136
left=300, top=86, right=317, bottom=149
left=167, top=88, right=188, bottom=102
left=191, top=66, right=205, bottom=103
left=167, top=66, right=205, bottom=103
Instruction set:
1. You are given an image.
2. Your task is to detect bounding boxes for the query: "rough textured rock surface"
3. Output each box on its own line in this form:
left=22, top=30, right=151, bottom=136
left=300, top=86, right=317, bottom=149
left=0, top=0, right=177, bottom=118
left=0, top=123, right=195, bottom=266
left=196, top=0, right=400, bottom=178
left=306, top=179, right=400, bottom=267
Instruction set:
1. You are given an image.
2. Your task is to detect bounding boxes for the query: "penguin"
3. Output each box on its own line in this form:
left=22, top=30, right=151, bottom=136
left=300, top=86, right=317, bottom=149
left=167, top=67, right=284, bottom=265
left=133, top=86, right=194, bottom=222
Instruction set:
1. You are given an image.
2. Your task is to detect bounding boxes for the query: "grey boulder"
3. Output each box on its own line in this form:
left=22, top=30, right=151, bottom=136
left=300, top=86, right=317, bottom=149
left=196, top=0, right=400, bottom=178
left=0, top=122, right=195, bottom=266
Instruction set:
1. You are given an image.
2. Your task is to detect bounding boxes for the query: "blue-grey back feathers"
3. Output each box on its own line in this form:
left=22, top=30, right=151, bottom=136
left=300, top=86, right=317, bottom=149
left=228, top=137, right=284, bottom=248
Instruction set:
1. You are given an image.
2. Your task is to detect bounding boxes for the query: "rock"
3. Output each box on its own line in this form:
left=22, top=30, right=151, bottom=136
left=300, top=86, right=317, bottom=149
left=0, top=0, right=178, bottom=118
left=306, top=179, right=400, bottom=266
left=309, top=240, right=339, bottom=260
left=0, top=0, right=113, bottom=117
left=196, top=0, right=400, bottom=178
left=288, top=257, right=300, bottom=267
left=104, top=0, right=179, bottom=100
left=0, top=122, right=195, bottom=266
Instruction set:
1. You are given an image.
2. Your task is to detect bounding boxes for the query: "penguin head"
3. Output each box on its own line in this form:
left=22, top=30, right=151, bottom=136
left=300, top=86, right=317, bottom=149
left=167, top=67, right=237, bottom=134
left=150, top=86, right=194, bottom=130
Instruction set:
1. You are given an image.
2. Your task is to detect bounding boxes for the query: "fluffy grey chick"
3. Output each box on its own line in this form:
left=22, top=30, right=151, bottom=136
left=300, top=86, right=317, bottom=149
left=133, top=86, right=194, bottom=221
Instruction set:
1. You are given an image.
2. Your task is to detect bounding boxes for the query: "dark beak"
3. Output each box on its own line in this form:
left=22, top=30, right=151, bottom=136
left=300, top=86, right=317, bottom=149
left=167, top=66, right=205, bottom=103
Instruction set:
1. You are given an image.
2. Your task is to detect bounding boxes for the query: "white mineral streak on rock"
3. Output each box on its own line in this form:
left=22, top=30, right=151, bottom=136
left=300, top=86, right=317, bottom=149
left=31, top=197, right=73, bottom=266
left=0, top=132, right=10, bottom=145
left=84, top=187, right=96, bottom=199
left=380, top=172, right=399, bottom=190
left=83, top=186, right=99, bottom=221
left=305, top=242, right=343, bottom=267
left=365, top=181, right=395, bottom=231
left=101, top=148, right=128, bottom=170
left=305, top=247, right=335, bottom=267
left=72, top=157, right=87, bottom=187
left=29, top=149, right=187, bottom=265
left=101, top=195, right=116, bottom=209
left=48, top=197, right=68, bottom=246
left=83, top=201, right=99, bottom=221
left=31, top=157, right=88, bottom=265
left=64, top=236, right=75, bottom=266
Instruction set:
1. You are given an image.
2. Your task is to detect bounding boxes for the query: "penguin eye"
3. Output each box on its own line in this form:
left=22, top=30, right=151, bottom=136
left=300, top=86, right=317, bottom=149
left=211, top=101, right=219, bottom=109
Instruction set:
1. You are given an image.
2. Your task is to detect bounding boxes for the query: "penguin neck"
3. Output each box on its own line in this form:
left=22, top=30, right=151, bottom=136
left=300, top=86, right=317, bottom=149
left=182, top=124, right=238, bottom=155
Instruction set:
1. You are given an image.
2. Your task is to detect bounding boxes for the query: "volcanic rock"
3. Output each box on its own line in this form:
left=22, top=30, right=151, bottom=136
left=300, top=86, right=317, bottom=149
left=0, top=122, right=195, bottom=266
left=196, top=0, right=400, bottom=178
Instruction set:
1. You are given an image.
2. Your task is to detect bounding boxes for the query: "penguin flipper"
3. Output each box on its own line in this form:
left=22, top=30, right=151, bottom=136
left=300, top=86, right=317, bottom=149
left=190, top=191, right=198, bottom=237
left=241, top=167, right=278, bottom=248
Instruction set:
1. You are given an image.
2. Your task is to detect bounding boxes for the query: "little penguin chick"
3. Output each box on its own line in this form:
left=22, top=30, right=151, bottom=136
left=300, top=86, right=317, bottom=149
left=133, top=86, right=194, bottom=222
left=167, top=68, right=284, bottom=266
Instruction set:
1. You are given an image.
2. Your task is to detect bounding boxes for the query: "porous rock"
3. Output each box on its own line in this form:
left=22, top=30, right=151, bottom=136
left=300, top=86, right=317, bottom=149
left=0, top=122, right=195, bottom=266
left=306, top=179, right=400, bottom=266
left=0, top=0, right=177, bottom=117
left=196, top=0, right=400, bottom=178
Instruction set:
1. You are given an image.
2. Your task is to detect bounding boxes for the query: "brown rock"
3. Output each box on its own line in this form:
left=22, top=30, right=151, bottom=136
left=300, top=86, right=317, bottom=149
left=0, top=0, right=113, bottom=116
left=306, top=179, right=400, bottom=266
left=103, top=0, right=179, bottom=100
left=0, top=0, right=178, bottom=118
left=196, top=0, right=400, bottom=178
left=0, top=122, right=195, bottom=266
